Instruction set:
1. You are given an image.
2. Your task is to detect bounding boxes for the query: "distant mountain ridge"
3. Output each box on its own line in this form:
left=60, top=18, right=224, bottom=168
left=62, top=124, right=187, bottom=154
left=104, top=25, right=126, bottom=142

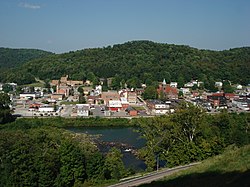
left=0, top=41, right=249, bottom=86
left=0, top=47, right=53, bottom=69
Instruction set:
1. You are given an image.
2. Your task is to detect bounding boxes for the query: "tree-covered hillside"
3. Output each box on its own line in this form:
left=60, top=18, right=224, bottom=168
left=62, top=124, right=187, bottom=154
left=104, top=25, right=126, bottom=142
left=0, top=47, right=52, bottom=69
left=0, top=41, right=249, bottom=86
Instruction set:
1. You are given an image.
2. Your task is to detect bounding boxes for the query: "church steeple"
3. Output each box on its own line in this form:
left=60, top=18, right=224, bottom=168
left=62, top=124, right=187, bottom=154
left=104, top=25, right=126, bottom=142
left=162, top=79, right=166, bottom=85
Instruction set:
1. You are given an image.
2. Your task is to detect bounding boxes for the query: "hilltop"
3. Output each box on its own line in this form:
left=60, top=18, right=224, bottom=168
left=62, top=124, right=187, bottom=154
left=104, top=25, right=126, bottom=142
left=140, top=145, right=250, bottom=187
left=0, top=47, right=52, bottom=69
left=0, top=41, right=249, bottom=86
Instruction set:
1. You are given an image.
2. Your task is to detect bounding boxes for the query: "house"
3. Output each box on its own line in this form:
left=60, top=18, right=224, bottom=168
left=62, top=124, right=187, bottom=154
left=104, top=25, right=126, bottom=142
left=135, top=88, right=144, bottom=96
left=51, top=93, right=65, bottom=101
left=87, top=95, right=101, bottom=104
left=157, top=79, right=178, bottom=100
left=107, top=78, right=113, bottom=88
left=215, top=82, right=223, bottom=87
left=20, top=92, right=40, bottom=99
left=127, top=91, right=137, bottom=104
left=51, top=75, right=84, bottom=89
left=184, top=82, right=194, bottom=88
left=170, top=82, right=178, bottom=88
left=101, top=91, right=120, bottom=105
left=120, top=97, right=129, bottom=110
left=146, top=100, right=170, bottom=115
left=225, top=93, right=237, bottom=101
left=207, top=93, right=227, bottom=108
left=108, top=100, right=122, bottom=111
left=126, top=106, right=138, bottom=116
left=180, top=88, right=191, bottom=95
left=76, top=104, right=90, bottom=117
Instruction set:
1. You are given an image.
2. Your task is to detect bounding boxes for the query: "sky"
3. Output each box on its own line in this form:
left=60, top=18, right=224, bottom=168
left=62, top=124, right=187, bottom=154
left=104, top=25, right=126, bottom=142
left=0, top=0, right=250, bottom=53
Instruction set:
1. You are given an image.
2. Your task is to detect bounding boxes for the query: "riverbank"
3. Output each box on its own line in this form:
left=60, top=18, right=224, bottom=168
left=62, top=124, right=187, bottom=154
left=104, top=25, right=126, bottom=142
left=1, top=116, right=138, bottom=130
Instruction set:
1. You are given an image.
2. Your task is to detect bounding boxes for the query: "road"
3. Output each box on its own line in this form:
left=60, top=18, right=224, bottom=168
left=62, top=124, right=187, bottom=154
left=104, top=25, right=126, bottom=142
left=108, top=162, right=200, bottom=187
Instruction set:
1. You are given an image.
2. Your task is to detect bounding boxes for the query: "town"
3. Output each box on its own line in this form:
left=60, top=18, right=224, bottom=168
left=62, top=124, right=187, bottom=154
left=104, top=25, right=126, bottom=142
left=1, top=75, right=249, bottom=118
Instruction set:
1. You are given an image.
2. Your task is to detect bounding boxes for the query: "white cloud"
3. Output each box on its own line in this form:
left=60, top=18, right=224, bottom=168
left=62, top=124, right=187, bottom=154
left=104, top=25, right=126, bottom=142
left=19, top=2, right=41, bottom=9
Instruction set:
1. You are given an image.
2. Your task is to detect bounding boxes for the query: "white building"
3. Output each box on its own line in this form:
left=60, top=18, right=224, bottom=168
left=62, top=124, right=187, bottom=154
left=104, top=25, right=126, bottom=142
left=20, top=92, right=40, bottom=99
left=151, top=102, right=170, bottom=115
left=170, top=82, right=178, bottom=88
left=215, top=82, right=223, bottom=87
left=180, top=88, right=191, bottom=95
left=38, top=105, right=54, bottom=112
left=76, top=104, right=90, bottom=117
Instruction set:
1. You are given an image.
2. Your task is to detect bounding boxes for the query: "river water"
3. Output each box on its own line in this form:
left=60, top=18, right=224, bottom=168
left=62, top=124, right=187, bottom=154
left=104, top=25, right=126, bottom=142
left=67, top=126, right=147, bottom=171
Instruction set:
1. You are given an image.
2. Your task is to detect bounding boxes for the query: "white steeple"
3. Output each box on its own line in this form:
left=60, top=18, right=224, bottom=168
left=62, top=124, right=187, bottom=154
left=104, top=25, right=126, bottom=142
left=162, top=79, right=166, bottom=85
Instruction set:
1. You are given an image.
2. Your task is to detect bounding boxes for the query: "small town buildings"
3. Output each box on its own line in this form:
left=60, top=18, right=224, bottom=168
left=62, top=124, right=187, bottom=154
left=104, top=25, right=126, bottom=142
left=51, top=93, right=65, bottom=101
left=207, top=93, right=227, bottom=109
left=170, top=82, right=178, bottom=88
left=126, top=106, right=138, bottom=116
left=120, top=97, right=129, bottom=110
left=87, top=95, right=101, bottom=104
left=38, top=105, right=54, bottom=112
left=76, top=104, right=90, bottom=117
left=215, top=82, right=223, bottom=87
left=157, top=79, right=178, bottom=100
left=20, top=92, right=40, bottom=99
left=108, top=100, right=122, bottom=111
left=180, top=88, right=191, bottom=95
left=127, top=91, right=137, bottom=104
left=184, top=82, right=194, bottom=88
left=51, top=75, right=84, bottom=87
left=101, top=91, right=120, bottom=105
left=146, top=100, right=170, bottom=115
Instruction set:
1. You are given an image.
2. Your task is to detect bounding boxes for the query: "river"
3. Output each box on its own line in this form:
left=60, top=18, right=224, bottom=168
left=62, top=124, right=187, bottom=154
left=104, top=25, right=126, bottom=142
left=67, top=126, right=147, bottom=171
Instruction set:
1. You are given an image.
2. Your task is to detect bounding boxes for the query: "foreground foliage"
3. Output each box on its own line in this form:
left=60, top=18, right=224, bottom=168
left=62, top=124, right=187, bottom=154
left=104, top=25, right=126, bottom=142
left=0, top=124, right=128, bottom=186
left=137, top=104, right=250, bottom=171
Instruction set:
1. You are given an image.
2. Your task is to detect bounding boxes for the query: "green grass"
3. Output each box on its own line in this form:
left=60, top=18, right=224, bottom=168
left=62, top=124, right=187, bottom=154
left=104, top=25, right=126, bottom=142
left=132, top=106, right=145, bottom=111
left=23, top=82, right=44, bottom=87
left=140, top=144, right=250, bottom=187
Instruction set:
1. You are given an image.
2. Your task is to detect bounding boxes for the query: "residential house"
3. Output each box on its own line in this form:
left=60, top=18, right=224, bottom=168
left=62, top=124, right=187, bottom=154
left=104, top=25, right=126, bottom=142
left=170, top=82, right=178, bottom=88
left=215, top=82, right=223, bottom=87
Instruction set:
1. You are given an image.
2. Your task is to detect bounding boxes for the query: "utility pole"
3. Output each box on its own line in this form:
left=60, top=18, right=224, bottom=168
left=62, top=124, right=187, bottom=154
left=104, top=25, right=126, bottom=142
left=156, top=154, right=159, bottom=172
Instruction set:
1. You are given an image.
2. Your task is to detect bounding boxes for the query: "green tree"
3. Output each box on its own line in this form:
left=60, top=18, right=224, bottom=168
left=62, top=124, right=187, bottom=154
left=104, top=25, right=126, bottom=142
left=0, top=93, right=14, bottom=124
left=103, top=148, right=126, bottom=180
left=142, top=85, right=158, bottom=100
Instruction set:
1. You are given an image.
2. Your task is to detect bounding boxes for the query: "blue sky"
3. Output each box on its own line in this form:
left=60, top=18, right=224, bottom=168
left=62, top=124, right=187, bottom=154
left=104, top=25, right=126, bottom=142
left=0, top=0, right=250, bottom=53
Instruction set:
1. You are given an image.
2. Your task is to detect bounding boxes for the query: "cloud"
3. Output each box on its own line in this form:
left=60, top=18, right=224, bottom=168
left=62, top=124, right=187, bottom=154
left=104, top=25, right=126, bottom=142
left=19, top=2, right=41, bottom=9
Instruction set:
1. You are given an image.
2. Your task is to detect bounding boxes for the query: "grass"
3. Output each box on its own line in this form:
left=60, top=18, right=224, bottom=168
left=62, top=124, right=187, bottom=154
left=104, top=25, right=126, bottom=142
left=23, top=82, right=44, bottom=87
left=131, top=106, right=145, bottom=111
left=140, top=144, right=250, bottom=187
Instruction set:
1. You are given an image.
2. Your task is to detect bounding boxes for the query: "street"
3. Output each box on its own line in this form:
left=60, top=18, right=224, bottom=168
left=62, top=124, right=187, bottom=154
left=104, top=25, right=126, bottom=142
left=108, top=162, right=201, bottom=187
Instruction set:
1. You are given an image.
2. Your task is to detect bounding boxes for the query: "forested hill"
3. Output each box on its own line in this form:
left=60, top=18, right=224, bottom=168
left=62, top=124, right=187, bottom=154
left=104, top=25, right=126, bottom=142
left=0, top=47, right=52, bottom=69
left=0, top=41, right=249, bottom=86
